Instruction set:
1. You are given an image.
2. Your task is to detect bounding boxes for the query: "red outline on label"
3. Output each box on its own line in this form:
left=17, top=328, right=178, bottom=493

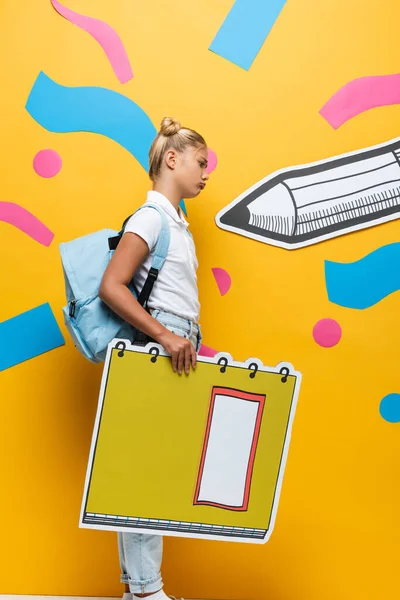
left=193, top=386, right=266, bottom=511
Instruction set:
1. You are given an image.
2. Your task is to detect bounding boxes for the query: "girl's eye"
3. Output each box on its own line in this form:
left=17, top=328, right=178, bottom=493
left=199, top=161, right=205, bottom=168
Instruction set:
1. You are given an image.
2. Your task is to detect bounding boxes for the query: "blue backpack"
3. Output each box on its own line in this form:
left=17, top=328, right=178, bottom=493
left=60, top=203, right=170, bottom=363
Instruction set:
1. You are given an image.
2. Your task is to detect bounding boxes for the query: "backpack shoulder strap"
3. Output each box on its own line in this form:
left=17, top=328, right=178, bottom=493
left=108, top=203, right=170, bottom=256
left=145, top=204, right=170, bottom=269
left=135, top=204, right=170, bottom=307
left=108, top=203, right=171, bottom=308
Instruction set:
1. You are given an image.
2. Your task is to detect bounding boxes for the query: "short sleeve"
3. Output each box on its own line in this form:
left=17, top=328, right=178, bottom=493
left=123, top=208, right=162, bottom=252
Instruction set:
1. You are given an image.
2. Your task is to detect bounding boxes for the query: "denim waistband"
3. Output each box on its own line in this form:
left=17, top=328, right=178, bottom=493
left=150, top=309, right=200, bottom=333
left=149, top=309, right=202, bottom=353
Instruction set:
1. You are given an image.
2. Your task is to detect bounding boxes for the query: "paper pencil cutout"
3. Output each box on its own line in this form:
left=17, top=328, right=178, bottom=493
left=80, top=340, right=302, bottom=544
left=215, top=136, right=400, bottom=249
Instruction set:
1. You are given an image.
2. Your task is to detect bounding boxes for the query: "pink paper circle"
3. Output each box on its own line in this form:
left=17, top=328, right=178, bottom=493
left=313, top=318, right=342, bottom=348
left=207, top=149, right=218, bottom=174
left=33, top=149, right=62, bottom=178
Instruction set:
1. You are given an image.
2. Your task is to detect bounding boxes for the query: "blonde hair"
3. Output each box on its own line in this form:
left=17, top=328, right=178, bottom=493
left=148, top=117, right=207, bottom=181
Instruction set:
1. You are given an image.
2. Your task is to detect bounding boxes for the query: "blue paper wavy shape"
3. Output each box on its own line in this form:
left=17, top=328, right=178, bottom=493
left=325, top=242, right=400, bottom=309
left=26, top=72, right=187, bottom=213
left=26, top=71, right=156, bottom=171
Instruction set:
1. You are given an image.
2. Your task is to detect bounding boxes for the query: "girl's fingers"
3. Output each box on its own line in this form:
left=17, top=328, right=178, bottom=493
left=171, top=350, right=178, bottom=373
left=177, top=349, right=185, bottom=375
left=190, top=345, right=197, bottom=370
left=184, top=346, right=192, bottom=375
left=168, top=335, right=196, bottom=375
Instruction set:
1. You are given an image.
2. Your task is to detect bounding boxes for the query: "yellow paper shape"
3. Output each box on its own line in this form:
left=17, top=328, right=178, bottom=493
left=80, top=340, right=302, bottom=544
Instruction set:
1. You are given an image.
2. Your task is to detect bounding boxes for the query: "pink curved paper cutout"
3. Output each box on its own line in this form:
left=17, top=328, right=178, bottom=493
left=51, top=0, right=133, bottom=84
left=207, top=149, right=218, bottom=174
left=199, top=344, right=219, bottom=358
left=0, top=202, right=54, bottom=246
left=320, top=73, right=400, bottom=129
left=212, top=267, right=231, bottom=296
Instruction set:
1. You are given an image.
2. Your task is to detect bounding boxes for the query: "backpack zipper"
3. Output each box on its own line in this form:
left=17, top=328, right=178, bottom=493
left=69, top=299, right=76, bottom=318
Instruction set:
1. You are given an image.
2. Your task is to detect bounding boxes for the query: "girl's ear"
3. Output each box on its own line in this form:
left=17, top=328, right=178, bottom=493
left=165, top=149, right=177, bottom=170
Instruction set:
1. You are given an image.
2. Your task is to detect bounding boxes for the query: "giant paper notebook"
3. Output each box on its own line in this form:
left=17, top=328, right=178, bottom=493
left=80, top=339, right=302, bottom=544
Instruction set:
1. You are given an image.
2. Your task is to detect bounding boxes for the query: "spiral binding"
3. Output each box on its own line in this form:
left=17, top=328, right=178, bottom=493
left=115, top=341, right=160, bottom=362
left=218, top=357, right=290, bottom=382
left=114, top=342, right=291, bottom=382
left=279, top=367, right=290, bottom=383
left=149, top=347, right=159, bottom=362
left=115, top=341, right=126, bottom=357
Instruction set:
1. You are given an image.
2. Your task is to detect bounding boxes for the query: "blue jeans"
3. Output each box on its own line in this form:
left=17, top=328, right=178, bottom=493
left=118, top=309, right=202, bottom=594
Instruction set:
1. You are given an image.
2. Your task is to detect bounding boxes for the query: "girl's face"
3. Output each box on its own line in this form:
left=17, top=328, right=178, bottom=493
left=175, top=144, right=210, bottom=199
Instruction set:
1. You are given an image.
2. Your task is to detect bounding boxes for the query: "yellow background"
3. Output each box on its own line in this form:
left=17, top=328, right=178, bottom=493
left=0, top=1, right=399, bottom=599
left=86, top=349, right=297, bottom=531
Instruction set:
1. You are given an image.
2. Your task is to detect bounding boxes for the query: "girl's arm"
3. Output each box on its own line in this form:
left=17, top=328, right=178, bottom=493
left=99, top=231, right=196, bottom=375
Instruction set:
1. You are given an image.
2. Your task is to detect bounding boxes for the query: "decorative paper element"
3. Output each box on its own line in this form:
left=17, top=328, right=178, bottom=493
left=180, top=200, right=187, bottom=215
left=212, top=267, right=231, bottom=296
left=51, top=0, right=133, bottom=84
left=27, top=73, right=188, bottom=216
left=0, top=201, right=54, bottom=246
left=194, top=386, right=265, bottom=510
left=79, top=340, right=301, bottom=544
left=216, top=136, right=400, bottom=250
left=320, top=73, right=400, bottom=129
left=0, top=303, right=65, bottom=371
left=325, top=242, right=400, bottom=309
left=26, top=72, right=156, bottom=171
left=33, top=149, right=62, bottom=178
left=379, top=394, right=400, bottom=423
left=312, top=318, right=342, bottom=348
left=199, top=344, right=219, bottom=358
left=207, top=149, right=218, bottom=174
left=209, top=0, right=286, bottom=70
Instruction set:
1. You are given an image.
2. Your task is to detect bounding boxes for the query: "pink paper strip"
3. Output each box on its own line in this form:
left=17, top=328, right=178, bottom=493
left=198, top=344, right=219, bottom=358
left=0, top=202, right=54, bottom=246
left=51, top=0, right=133, bottom=84
left=320, top=73, right=400, bottom=129
left=212, top=267, right=232, bottom=296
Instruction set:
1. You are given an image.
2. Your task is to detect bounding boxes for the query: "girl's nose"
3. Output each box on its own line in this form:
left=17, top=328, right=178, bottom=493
left=203, top=171, right=210, bottom=181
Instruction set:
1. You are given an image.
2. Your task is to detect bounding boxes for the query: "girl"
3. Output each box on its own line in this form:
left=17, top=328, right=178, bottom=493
left=99, top=117, right=210, bottom=600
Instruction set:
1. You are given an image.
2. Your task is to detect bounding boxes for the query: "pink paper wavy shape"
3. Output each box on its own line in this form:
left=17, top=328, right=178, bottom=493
left=51, top=0, right=133, bottom=84
left=320, top=73, right=400, bottom=129
left=0, top=202, right=54, bottom=246
left=212, top=267, right=231, bottom=296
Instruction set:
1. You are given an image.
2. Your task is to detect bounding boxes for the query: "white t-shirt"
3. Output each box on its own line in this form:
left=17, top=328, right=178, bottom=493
left=123, top=191, right=200, bottom=323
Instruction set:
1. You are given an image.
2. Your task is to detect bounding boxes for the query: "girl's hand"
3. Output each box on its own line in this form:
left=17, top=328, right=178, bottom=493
left=157, top=329, right=197, bottom=375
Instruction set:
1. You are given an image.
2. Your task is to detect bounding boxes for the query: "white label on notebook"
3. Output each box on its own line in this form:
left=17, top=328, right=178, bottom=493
left=195, top=388, right=265, bottom=510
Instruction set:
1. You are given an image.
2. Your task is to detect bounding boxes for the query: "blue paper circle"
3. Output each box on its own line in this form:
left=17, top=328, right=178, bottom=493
left=379, top=394, right=400, bottom=423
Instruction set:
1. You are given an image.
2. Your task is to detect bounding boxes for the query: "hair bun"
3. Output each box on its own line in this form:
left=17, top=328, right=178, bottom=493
left=160, top=116, right=181, bottom=137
